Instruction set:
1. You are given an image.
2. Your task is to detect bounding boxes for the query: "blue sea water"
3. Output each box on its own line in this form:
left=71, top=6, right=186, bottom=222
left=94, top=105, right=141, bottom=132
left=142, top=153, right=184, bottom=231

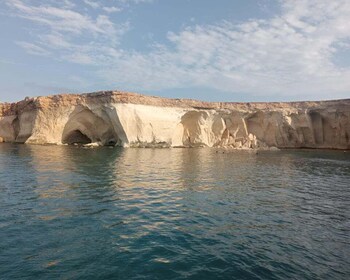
left=0, top=144, right=349, bottom=280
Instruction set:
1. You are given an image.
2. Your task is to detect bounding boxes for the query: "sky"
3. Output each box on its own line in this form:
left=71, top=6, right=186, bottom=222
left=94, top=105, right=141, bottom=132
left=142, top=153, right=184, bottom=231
left=0, top=0, right=349, bottom=102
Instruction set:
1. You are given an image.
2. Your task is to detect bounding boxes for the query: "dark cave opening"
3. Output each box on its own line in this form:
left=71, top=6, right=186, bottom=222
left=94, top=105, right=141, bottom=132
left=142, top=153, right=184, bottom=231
left=106, top=140, right=117, bottom=146
left=63, top=130, right=92, bottom=145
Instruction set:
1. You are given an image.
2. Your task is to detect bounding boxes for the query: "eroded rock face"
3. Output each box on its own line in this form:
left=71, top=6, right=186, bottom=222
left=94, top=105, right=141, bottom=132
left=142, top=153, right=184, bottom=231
left=0, top=91, right=349, bottom=149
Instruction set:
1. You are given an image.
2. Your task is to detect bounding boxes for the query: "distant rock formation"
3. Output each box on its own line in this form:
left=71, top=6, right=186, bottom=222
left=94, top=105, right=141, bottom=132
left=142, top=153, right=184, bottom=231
left=0, top=91, right=349, bottom=149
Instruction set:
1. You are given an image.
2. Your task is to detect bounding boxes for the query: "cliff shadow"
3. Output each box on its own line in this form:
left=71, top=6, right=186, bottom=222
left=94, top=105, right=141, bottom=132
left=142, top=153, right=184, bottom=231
left=309, top=111, right=324, bottom=145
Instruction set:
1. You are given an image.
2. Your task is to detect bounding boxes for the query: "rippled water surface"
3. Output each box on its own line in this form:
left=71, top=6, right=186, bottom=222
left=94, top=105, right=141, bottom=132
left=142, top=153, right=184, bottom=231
left=0, top=144, right=349, bottom=280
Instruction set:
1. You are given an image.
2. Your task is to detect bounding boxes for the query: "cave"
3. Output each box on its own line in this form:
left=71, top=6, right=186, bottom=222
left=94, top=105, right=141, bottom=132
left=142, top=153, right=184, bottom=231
left=63, top=130, right=92, bottom=145
left=106, top=139, right=117, bottom=146
left=61, top=107, right=122, bottom=146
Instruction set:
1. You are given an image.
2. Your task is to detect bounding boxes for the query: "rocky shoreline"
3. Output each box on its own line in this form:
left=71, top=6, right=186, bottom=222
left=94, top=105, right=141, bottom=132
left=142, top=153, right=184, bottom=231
left=1, top=90, right=349, bottom=149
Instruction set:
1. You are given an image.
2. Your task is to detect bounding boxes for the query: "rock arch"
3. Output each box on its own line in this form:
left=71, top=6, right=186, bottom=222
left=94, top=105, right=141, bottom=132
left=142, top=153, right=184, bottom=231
left=62, top=107, right=119, bottom=146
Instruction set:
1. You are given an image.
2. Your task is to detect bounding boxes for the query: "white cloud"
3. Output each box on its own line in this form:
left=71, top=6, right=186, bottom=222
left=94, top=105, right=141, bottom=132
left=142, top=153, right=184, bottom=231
left=6, top=0, right=350, bottom=100
left=103, top=6, right=123, bottom=13
left=63, top=53, right=94, bottom=65
left=100, top=0, right=350, bottom=98
left=6, top=0, right=130, bottom=63
left=118, top=0, right=154, bottom=3
left=38, top=32, right=71, bottom=49
left=83, top=0, right=100, bottom=9
left=15, top=41, right=51, bottom=56
left=6, top=0, right=125, bottom=37
left=92, top=0, right=350, bottom=99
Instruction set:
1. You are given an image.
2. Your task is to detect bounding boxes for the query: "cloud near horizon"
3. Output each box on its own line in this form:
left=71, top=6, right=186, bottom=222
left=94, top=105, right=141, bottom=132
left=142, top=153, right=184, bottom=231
left=3, top=0, right=350, bottom=100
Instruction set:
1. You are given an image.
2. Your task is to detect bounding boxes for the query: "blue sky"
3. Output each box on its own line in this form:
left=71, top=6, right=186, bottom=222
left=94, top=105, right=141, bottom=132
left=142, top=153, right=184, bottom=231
left=0, top=0, right=349, bottom=102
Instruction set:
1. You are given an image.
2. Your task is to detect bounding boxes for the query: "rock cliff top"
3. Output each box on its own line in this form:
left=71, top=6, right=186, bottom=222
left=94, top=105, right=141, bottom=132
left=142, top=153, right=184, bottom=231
left=1, top=90, right=349, bottom=117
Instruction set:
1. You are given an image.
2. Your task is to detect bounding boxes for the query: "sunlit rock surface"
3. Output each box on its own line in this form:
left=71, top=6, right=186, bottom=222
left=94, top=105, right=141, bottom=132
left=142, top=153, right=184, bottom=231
left=0, top=91, right=349, bottom=149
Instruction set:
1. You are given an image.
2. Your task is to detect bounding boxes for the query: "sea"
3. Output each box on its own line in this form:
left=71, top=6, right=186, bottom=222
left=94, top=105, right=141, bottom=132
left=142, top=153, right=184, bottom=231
left=0, top=143, right=349, bottom=279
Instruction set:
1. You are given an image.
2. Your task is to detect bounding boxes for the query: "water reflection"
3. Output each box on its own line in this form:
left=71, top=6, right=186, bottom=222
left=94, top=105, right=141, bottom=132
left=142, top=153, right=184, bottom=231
left=0, top=144, right=349, bottom=280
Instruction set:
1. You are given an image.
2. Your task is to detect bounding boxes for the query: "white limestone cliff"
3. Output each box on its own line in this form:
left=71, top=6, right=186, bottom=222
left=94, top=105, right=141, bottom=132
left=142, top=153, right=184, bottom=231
left=0, top=91, right=349, bottom=149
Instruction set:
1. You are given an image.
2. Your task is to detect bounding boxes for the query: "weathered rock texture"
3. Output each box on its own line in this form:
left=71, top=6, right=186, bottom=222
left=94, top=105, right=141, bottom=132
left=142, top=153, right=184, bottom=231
left=1, top=91, right=349, bottom=149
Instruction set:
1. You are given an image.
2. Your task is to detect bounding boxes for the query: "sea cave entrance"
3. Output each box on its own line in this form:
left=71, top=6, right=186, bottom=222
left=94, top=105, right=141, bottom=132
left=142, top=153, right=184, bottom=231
left=63, top=129, right=92, bottom=145
left=61, top=107, right=123, bottom=146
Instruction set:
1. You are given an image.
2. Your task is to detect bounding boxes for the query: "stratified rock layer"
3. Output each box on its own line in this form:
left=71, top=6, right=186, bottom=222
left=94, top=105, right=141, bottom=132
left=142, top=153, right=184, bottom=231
left=0, top=91, right=349, bottom=149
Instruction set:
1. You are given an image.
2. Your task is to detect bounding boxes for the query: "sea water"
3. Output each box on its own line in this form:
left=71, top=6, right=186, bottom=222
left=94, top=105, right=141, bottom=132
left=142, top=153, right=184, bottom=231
left=0, top=144, right=349, bottom=279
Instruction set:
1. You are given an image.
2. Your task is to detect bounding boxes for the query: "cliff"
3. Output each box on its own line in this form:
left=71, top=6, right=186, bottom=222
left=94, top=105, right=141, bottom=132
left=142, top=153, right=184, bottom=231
left=0, top=91, right=349, bottom=149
